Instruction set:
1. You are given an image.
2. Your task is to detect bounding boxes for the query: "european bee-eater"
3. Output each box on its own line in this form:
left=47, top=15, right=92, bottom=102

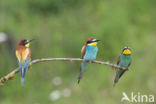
left=78, top=37, right=99, bottom=84
left=114, top=46, right=132, bottom=86
left=16, top=39, right=33, bottom=87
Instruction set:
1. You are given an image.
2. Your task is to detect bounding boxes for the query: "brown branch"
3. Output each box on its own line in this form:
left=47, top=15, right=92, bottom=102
left=0, top=58, right=128, bottom=86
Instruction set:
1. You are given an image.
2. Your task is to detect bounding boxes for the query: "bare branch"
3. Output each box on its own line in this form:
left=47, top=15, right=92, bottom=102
left=0, top=58, right=127, bottom=86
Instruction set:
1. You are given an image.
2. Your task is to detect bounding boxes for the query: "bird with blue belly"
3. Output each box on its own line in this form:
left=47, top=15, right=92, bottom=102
left=16, top=39, right=34, bottom=87
left=114, top=46, right=132, bottom=86
left=78, top=37, right=100, bottom=84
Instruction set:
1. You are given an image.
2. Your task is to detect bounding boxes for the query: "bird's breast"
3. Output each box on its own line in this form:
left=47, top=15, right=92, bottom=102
left=119, top=55, right=131, bottom=67
left=84, top=46, right=98, bottom=60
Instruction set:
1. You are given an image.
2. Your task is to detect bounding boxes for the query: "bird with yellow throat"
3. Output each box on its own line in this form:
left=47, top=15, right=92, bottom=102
left=114, top=46, right=132, bottom=86
left=16, top=39, right=34, bottom=87
left=78, top=37, right=100, bottom=84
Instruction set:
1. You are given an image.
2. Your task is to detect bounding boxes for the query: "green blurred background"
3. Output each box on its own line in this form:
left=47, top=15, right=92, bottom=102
left=0, top=0, right=156, bottom=104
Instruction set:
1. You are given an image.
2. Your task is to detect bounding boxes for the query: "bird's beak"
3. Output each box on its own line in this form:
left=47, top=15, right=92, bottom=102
left=96, top=39, right=100, bottom=42
left=25, top=39, right=34, bottom=44
left=25, top=39, right=34, bottom=47
left=28, top=39, right=35, bottom=43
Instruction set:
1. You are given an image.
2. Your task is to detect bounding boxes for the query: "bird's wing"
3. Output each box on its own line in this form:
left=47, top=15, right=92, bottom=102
left=21, top=48, right=31, bottom=77
left=23, top=49, right=31, bottom=69
left=16, top=50, right=21, bottom=62
left=22, top=48, right=31, bottom=62
left=23, top=58, right=31, bottom=77
left=81, top=46, right=86, bottom=59
left=119, top=70, right=126, bottom=78
left=128, top=59, right=132, bottom=67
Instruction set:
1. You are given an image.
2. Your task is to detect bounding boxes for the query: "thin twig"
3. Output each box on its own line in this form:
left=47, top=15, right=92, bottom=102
left=0, top=58, right=127, bottom=86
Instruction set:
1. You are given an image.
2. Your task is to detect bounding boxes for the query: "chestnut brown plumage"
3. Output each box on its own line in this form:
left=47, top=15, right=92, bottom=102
left=78, top=37, right=99, bottom=84
left=16, top=39, right=33, bottom=87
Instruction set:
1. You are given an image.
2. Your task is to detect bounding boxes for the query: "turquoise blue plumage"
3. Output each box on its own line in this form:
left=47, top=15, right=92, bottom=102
left=114, top=47, right=132, bottom=85
left=78, top=37, right=99, bottom=84
left=83, top=45, right=98, bottom=60
left=16, top=39, right=33, bottom=87
left=19, top=58, right=31, bottom=87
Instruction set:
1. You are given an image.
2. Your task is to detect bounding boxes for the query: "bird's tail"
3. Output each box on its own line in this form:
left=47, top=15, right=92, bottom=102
left=114, top=69, right=126, bottom=87
left=21, top=77, right=25, bottom=88
left=78, top=72, right=83, bottom=84
left=114, top=75, right=119, bottom=84
left=78, top=62, right=88, bottom=84
left=20, top=67, right=26, bottom=87
left=113, top=71, right=120, bottom=87
left=19, top=59, right=30, bottom=87
left=113, top=79, right=118, bottom=87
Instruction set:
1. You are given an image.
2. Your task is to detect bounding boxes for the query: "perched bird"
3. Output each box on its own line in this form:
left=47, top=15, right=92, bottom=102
left=114, top=46, right=132, bottom=86
left=16, top=39, right=34, bottom=87
left=78, top=37, right=99, bottom=84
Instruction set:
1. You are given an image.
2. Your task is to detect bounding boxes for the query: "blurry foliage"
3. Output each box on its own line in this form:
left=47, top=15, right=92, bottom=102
left=27, top=0, right=84, bottom=14
left=0, top=0, right=156, bottom=104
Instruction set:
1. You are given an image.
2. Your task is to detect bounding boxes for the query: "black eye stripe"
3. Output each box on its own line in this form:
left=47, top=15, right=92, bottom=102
left=24, top=40, right=29, bottom=45
left=87, top=40, right=97, bottom=43
left=87, top=41, right=93, bottom=43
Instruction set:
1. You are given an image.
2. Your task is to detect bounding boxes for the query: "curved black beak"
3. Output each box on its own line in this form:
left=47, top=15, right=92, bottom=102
left=28, top=39, right=35, bottom=42
left=25, top=39, right=35, bottom=44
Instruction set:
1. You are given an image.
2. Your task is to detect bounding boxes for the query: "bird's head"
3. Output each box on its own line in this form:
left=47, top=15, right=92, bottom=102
left=122, top=46, right=131, bottom=55
left=85, top=37, right=100, bottom=46
left=18, top=39, right=34, bottom=48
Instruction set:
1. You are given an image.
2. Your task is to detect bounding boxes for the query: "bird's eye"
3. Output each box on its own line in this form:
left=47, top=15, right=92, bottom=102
left=24, top=42, right=27, bottom=45
left=24, top=40, right=28, bottom=44
left=87, top=41, right=92, bottom=43
left=87, top=39, right=96, bottom=43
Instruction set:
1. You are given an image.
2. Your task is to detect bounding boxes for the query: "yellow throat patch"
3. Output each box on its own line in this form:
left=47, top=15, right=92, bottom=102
left=25, top=43, right=30, bottom=47
left=88, top=42, right=98, bottom=46
left=123, top=49, right=131, bottom=55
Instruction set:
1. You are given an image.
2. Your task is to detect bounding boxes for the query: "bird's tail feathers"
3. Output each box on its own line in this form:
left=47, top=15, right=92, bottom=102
left=114, top=74, right=119, bottom=87
left=77, top=61, right=89, bottom=84
left=78, top=72, right=83, bottom=84
left=78, top=62, right=88, bottom=84
left=20, top=68, right=26, bottom=87
left=21, top=77, right=25, bottom=88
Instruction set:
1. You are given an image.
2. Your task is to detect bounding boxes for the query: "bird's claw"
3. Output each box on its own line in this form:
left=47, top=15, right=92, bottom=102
left=125, top=67, right=129, bottom=71
left=120, top=66, right=122, bottom=69
left=89, top=60, right=92, bottom=64
left=28, top=63, right=32, bottom=70
left=112, top=65, right=116, bottom=70
left=112, top=66, right=114, bottom=69
left=86, top=60, right=92, bottom=63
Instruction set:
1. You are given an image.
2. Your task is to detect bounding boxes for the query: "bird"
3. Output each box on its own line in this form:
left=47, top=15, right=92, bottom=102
left=16, top=39, right=34, bottom=87
left=114, top=46, right=132, bottom=86
left=78, top=37, right=100, bottom=84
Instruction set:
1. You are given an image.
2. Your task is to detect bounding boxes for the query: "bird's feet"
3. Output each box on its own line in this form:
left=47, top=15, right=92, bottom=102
left=86, top=60, right=92, bottom=64
left=119, top=66, right=129, bottom=71
left=28, top=63, right=32, bottom=70
left=78, top=72, right=83, bottom=84
left=125, top=67, right=129, bottom=71
left=120, top=66, right=123, bottom=70
left=89, top=60, right=92, bottom=64
left=112, top=65, right=116, bottom=70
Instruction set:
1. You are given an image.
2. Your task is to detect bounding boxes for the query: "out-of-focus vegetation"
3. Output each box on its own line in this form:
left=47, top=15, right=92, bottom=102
left=0, top=0, right=156, bottom=103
